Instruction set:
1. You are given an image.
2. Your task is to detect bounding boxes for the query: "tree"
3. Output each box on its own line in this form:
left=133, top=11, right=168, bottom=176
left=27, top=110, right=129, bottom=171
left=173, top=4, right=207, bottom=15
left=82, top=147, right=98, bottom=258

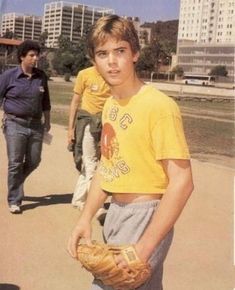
left=52, top=50, right=72, bottom=74
left=137, top=41, right=167, bottom=72
left=57, top=35, right=73, bottom=51
left=136, top=46, right=155, bottom=73
left=38, top=30, right=49, bottom=49
left=172, top=65, right=184, bottom=77
left=2, top=29, right=14, bottom=39
left=51, top=34, right=90, bottom=76
left=38, top=52, right=50, bottom=78
left=141, top=20, right=178, bottom=55
left=209, top=65, right=228, bottom=77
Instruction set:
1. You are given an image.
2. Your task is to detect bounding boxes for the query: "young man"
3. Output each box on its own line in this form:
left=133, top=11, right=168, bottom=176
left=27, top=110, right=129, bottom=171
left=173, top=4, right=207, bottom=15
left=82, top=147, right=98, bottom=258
left=68, top=66, right=110, bottom=210
left=0, top=40, right=51, bottom=214
left=67, top=15, right=194, bottom=290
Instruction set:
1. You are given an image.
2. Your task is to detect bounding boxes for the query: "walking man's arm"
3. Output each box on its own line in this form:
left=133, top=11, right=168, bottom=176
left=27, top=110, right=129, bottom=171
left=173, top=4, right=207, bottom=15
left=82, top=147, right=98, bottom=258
left=68, top=93, right=81, bottom=144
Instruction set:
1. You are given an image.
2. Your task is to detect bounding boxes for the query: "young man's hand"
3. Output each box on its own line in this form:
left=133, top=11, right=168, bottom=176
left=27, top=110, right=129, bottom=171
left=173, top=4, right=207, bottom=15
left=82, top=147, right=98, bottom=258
left=114, top=243, right=149, bottom=271
left=67, top=219, right=92, bottom=258
left=43, top=122, right=51, bottom=132
left=67, top=128, right=75, bottom=144
left=43, top=111, right=51, bottom=132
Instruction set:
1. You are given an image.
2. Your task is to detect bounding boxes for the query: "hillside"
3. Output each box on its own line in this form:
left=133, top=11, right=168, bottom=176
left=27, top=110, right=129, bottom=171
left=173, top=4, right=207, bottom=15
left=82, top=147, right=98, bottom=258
left=142, top=19, right=179, bottom=52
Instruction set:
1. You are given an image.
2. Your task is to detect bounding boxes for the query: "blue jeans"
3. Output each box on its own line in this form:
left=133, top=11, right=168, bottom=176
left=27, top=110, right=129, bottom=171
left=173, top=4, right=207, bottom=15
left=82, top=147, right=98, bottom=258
left=3, top=117, right=44, bottom=206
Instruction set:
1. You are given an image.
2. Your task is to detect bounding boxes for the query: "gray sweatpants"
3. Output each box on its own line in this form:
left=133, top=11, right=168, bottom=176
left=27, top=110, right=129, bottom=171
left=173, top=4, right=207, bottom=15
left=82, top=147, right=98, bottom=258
left=91, top=199, right=174, bottom=290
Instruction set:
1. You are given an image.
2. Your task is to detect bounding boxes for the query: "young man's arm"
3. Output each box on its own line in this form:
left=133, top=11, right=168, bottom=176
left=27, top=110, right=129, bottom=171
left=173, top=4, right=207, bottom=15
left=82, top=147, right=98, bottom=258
left=67, top=168, right=108, bottom=258
left=43, top=110, right=51, bottom=132
left=135, top=159, right=194, bottom=262
left=0, top=72, right=9, bottom=108
left=42, top=73, right=51, bottom=132
left=68, top=93, right=81, bottom=144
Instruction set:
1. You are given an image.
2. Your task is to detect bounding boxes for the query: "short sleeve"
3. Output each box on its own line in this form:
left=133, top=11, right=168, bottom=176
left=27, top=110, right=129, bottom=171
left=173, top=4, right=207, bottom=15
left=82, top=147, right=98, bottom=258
left=41, top=72, right=51, bottom=111
left=73, top=70, right=85, bottom=95
left=152, top=114, right=190, bottom=160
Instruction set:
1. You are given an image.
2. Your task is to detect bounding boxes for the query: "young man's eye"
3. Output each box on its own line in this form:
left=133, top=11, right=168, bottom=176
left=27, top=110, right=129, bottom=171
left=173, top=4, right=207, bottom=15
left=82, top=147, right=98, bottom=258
left=97, top=52, right=107, bottom=58
left=117, top=49, right=125, bottom=54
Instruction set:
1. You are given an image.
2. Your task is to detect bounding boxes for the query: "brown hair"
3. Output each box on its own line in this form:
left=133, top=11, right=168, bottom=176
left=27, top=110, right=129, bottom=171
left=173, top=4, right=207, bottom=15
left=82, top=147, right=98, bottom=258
left=87, top=15, right=140, bottom=60
left=17, top=40, right=40, bottom=63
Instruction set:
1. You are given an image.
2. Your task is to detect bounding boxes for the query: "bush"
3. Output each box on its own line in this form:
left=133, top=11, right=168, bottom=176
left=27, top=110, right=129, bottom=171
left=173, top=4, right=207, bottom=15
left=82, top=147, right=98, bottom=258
left=209, top=65, right=228, bottom=77
left=64, top=73, right=71, bottom=82
left=172, top=65, right=184, bottom=77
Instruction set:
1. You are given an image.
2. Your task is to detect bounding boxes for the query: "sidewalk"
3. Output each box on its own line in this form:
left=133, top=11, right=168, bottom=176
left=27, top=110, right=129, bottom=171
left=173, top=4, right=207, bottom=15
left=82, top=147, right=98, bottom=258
left=0, top=120, right=234, bottom=290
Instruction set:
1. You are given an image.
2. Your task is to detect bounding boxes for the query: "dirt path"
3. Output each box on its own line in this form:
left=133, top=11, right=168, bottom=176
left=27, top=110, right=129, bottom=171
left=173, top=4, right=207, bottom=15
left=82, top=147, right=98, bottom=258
left=0, top=115, right=234, bottom=290
left=0, top=121, right=104, bottom=290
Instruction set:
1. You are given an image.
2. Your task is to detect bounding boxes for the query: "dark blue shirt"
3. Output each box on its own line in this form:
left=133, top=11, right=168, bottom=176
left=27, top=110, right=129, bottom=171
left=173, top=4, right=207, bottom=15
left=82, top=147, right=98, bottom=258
left=0, top=66, right=51, bottom=118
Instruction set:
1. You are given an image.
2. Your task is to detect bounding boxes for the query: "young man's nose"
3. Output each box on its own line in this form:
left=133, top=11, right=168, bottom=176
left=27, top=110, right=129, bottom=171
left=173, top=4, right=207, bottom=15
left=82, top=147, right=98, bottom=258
left=108, top=52, right=116, bottom=64
left=33, top=55, right=39, bottom=60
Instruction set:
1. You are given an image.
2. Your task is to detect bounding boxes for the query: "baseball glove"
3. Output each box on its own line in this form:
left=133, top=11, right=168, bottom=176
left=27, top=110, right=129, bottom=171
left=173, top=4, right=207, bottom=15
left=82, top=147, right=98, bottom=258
left=77, top=241, right=151, bottom=289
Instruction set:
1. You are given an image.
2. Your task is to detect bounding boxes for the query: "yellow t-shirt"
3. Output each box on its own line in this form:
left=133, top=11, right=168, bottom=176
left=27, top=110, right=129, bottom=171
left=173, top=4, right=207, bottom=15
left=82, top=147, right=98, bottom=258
left=99, top=84, right=190, bottom=194
left=74, top=66, right=111, bottom=114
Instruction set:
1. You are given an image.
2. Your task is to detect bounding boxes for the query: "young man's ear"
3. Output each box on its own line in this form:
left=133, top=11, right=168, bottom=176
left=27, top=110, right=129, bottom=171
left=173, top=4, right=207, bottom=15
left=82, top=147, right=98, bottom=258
left=133, top=51, right=140, bottom=63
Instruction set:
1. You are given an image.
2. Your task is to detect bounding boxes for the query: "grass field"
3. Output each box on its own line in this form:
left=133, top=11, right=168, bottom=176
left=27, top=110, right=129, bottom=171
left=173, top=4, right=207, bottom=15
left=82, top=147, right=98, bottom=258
left=49, top=81, right=73, bottom=105
left=48, top=81, right=234, bottom=167
left=176, top=99, right=234, bottom=114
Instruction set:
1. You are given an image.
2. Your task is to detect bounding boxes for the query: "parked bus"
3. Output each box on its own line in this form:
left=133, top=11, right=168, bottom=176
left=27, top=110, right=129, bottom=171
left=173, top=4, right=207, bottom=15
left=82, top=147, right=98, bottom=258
left=183, top=74, right=215, bottom=86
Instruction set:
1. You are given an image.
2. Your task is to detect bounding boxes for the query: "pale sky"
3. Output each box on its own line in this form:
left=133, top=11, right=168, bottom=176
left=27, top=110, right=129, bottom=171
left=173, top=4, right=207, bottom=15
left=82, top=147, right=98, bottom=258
left=0, top=0, right=180, bottom=23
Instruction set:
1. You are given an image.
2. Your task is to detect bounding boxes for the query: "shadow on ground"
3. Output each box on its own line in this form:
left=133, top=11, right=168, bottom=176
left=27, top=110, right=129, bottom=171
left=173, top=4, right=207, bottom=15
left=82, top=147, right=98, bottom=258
left=0, top=284, right=20, bottom=290
left=20, top=193, right=72, bottom=211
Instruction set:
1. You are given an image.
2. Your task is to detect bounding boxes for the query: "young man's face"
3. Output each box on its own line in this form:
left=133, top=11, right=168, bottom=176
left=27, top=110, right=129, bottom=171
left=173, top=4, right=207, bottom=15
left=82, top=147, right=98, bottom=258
left=20, top=50, right=39, bottom=69
left=94, top=36, right=139, bottom=88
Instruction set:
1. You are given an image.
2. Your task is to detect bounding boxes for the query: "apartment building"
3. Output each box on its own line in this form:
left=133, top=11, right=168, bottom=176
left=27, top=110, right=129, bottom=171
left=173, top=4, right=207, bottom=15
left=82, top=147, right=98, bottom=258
left=178, top=40, right=234, bottom=77
left=178, top=0, right=235, bottom=43
left=1, top=13, right=42, bottom=41
left=177, top=0, right=235, bottom=82
left=42, top=1, right=114, bottom=48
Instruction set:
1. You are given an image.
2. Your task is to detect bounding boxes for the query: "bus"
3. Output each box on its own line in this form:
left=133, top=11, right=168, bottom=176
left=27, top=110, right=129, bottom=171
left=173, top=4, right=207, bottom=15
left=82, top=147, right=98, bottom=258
left=183, top=74, right=215, bottom=86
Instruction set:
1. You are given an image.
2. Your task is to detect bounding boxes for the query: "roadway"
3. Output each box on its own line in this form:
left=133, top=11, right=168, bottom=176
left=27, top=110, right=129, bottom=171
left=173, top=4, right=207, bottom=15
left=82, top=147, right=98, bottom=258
left=148, top=81, right=235, bottom=101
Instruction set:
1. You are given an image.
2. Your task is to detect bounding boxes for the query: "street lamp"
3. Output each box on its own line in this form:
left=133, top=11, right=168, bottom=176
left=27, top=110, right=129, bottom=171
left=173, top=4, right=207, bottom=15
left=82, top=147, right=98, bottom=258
left=150, top=71, right=157, bottom=82
left=166, top=56, right=172, bottom=82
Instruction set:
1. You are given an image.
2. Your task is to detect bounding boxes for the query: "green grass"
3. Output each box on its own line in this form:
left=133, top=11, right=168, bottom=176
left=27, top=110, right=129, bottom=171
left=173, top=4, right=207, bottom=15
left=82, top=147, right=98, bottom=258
left=48, top=81, right=73, bottom=126
left=48, top=81, right=234, bottom=115
left=50, top=109, right=69, bottom=126
left=48, top=81, right=234, bottom=166
left=183, top=116, right=234, bottom=157
left=176, top=99, right=234, bottom=114
left=48, top=81, right=74, bottom=105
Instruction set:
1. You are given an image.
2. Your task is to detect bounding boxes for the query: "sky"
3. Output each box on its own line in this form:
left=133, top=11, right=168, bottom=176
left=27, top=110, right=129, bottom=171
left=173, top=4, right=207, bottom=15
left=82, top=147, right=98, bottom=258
left=0, top=0, right=180, bottom=23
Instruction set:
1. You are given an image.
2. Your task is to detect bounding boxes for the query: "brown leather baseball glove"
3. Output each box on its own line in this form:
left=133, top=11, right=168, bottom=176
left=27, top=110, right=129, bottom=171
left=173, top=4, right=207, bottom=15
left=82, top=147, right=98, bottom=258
left=77, top=241, right=151, bottom=289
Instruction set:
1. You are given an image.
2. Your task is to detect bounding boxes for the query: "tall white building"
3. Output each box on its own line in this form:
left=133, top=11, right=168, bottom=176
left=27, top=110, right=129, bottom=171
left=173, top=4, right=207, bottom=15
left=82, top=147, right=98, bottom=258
left=1, top=13, right=42, bottom=41
left=177, top=0, right=235, bottom=82
left=42, top=1, right=114, bottom=47
left=178, top=0, right=235, bottom=43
